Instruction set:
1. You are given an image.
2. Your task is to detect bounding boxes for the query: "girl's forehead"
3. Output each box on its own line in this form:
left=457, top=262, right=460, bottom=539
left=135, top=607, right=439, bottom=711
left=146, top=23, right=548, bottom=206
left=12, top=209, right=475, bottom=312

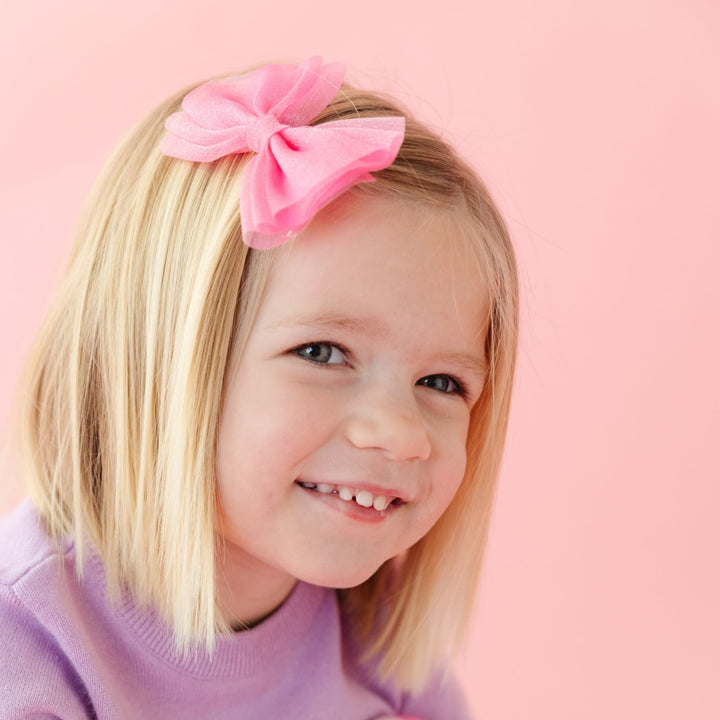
left=256, top=194, right=490, bottom=342
left=275, top=193, right=480, bottom=277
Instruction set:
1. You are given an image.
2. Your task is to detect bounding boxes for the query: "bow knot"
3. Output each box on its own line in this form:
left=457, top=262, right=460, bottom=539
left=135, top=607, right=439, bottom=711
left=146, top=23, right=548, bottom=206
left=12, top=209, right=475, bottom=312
left=246, top=114, right=289, bottom=152
left=161, top=56, right=405, bottom=249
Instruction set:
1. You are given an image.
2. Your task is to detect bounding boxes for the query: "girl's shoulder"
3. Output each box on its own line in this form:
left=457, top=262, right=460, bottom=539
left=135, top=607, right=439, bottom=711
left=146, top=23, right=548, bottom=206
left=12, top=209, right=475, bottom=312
left=0, top=499, right=95, bottom=717
left=350, top=654, right=472, bottom=720
left=0, top=498, right=67, bottom=586
left=341, top=605, right=473, bottom=719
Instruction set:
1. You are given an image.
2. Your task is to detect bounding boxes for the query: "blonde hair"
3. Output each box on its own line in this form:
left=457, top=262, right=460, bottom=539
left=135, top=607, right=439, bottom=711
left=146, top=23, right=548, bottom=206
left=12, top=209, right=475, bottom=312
left=14, top=73, right=518, bottom=692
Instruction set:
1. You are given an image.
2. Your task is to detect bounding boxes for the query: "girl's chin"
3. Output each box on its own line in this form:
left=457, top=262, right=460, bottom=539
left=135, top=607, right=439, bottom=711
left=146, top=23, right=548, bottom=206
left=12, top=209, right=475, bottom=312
left=295, top=561, right=386, bottom=590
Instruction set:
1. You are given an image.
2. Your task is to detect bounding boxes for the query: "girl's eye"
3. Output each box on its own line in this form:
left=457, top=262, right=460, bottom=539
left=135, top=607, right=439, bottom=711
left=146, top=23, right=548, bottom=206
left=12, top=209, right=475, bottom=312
left=294, top=342, right=347, bottom=365
left=417, top=374, right=467, bottom=398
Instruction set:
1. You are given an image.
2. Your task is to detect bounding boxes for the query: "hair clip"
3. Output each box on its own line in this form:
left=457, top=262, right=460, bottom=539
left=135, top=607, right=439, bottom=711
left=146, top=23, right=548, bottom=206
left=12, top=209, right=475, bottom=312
left=161, top=56, right=405, bottom=249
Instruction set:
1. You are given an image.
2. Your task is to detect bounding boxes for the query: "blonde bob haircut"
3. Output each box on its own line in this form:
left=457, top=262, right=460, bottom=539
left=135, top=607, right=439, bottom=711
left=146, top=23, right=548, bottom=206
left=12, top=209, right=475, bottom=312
left=15, top=70, right=518, bottom=693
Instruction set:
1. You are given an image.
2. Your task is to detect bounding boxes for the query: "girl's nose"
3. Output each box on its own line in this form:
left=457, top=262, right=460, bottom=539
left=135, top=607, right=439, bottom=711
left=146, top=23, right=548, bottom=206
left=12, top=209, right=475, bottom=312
left=344, top=388, right=432, bottom=462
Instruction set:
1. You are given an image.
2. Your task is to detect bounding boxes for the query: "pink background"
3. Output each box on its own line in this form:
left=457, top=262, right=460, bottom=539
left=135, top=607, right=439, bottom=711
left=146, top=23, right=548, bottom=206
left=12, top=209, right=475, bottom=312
left=1, top=1, right=718, bottom=717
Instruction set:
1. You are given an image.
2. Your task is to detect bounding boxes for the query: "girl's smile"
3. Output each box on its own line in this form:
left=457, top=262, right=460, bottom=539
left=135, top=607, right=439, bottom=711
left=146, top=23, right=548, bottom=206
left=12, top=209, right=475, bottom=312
left=296, top=481, right=404, bottom=524
left=215, top=193, right=490, bottom=628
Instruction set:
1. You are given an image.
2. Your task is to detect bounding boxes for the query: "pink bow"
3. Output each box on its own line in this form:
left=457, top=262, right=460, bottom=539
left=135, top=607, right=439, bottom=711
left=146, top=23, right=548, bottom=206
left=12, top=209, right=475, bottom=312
left=160, top=56, right=406, bottom=249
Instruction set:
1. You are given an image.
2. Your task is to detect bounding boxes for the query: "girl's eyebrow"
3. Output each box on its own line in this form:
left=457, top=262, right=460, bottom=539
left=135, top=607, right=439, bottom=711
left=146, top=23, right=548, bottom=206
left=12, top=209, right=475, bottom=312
left=268, top=311, right=489, bottom=383
left=439, top=352, right=489, bottom=385
left=267, top=311, right=388, bottom=337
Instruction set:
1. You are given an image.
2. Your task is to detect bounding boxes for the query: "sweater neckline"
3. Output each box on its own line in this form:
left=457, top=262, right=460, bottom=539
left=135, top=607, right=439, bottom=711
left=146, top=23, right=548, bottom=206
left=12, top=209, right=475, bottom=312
left=114, top=571, right=328, bottom=679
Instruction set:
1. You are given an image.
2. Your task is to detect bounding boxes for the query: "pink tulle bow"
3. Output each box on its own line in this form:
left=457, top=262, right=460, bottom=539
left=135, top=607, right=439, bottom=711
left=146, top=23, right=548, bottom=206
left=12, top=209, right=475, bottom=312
left=160, top=56, right=406, bottom=249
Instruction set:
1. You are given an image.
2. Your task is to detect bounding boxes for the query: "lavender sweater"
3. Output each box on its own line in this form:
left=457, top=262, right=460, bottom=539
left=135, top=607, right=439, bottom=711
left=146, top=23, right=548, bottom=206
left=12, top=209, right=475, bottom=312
left=0, top=501, right=471, bottom=719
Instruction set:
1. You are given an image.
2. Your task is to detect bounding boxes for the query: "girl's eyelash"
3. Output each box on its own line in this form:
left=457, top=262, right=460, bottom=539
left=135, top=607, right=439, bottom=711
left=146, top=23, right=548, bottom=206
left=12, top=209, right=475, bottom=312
left=292, top=341, right=350, bottom=365
left=417, top=374, right=469, bottom=399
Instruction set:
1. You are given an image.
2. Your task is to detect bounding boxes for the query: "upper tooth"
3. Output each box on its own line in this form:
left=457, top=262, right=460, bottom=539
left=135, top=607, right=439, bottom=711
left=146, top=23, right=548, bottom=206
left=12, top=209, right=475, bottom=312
left=306, top=482, right=396, bottom=510
left=355, top=491, right=374, bottom=508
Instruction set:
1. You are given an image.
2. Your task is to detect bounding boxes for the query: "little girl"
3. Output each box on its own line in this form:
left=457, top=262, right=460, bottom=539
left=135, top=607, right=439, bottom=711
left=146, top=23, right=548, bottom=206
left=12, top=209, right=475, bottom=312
left=0, top=57, right=518, bottom=719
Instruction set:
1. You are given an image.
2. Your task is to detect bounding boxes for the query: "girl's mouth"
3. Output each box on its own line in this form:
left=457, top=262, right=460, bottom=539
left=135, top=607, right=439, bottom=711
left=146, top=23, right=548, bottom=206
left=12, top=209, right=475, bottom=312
left=296, top=481, right=404, bottom=513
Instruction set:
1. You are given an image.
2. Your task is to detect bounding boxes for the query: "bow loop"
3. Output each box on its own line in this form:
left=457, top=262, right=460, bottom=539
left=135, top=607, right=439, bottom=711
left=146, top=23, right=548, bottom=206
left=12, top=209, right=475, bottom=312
left=161, top=57, right=405, bottom=248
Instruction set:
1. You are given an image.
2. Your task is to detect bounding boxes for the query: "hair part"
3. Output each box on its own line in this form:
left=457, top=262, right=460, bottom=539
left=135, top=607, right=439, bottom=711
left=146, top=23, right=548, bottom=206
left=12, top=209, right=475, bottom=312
left=14, top=76, right=518, bottom=693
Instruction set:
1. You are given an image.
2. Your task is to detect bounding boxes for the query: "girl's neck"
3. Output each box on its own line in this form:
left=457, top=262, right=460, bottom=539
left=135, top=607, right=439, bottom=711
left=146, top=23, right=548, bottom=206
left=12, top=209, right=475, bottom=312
left=216, top=539, right=298, bottom=631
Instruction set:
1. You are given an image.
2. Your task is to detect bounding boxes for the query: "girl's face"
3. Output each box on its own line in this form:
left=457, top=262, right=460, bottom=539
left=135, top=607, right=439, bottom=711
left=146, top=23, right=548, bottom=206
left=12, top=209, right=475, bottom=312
left=216, top=194, right=489, bottom=600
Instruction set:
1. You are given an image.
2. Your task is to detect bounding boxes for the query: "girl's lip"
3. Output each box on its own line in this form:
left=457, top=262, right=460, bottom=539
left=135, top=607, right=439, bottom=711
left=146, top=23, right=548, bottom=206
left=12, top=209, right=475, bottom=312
left=295, top=478, right=411, bottom=504
left=296, top=482, right=399, bottom=524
